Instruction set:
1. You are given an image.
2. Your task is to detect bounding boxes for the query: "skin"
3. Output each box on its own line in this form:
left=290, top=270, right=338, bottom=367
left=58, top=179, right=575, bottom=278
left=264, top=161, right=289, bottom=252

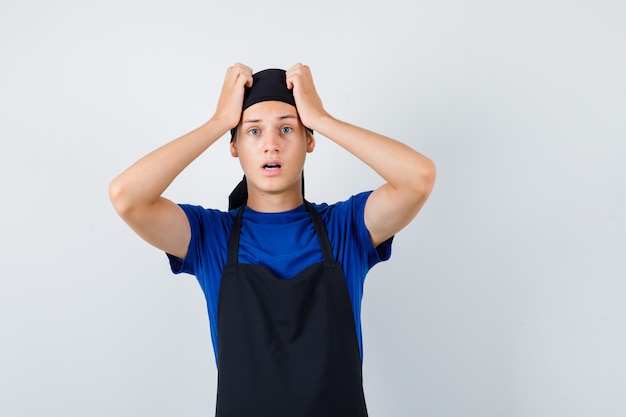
left=231, top=100, right=315, bottom=212
left=109, top=63, right=436, bottom=260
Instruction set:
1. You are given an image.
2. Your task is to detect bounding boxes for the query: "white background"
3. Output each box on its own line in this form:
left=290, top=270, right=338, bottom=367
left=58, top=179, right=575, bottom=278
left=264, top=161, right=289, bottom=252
left=1, top=0, right=625, bottom=416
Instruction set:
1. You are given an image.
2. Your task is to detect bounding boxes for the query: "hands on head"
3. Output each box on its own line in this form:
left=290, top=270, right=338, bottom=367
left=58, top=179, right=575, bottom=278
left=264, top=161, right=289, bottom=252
left=213, top=63, right=328, bottom=135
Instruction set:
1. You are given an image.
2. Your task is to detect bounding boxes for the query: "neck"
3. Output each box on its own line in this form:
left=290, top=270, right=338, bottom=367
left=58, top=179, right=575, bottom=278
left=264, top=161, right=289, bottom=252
left=246, top=189, right=304, bottom=213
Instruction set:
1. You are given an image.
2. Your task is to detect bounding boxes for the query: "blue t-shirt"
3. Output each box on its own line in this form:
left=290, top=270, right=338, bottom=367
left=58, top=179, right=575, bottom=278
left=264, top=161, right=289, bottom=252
left=168, top=191, right=392, bottom=363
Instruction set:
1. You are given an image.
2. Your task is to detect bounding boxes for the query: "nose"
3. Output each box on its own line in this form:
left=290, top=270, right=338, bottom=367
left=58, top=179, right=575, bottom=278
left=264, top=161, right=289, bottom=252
left=263, top=131, right=280, bottom=152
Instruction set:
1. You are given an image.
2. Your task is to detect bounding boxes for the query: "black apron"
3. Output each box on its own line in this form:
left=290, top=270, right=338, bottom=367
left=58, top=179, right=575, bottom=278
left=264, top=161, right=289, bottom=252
left=215, top=201, right=368, bottom=417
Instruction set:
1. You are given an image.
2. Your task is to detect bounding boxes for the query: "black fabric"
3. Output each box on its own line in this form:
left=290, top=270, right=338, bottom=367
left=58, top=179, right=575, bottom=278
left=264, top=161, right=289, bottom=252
left=230, top=68, right=295, bottom=141
left=243, top=68, right=296, bottom=112
left=215, top=201, right=368, bottom=417
left=227, top=175, right=248, bottom=211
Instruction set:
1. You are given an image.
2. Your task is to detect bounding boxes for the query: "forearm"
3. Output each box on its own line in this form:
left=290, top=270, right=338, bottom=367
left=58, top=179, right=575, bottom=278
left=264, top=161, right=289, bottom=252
left=313, top=115, right=435, bottom=194
left=109, top=118, right=228, bottom=214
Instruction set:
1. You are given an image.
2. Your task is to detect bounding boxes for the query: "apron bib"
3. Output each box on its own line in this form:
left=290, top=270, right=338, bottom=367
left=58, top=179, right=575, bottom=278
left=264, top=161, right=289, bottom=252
left=215, top=201, right=368, bottom=417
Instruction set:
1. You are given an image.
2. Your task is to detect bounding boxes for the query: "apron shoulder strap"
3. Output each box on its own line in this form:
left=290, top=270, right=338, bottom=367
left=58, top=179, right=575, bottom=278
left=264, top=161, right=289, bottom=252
left=227, top=206, right=245, bottom=265
left=304, top=200, right=334, bottom=262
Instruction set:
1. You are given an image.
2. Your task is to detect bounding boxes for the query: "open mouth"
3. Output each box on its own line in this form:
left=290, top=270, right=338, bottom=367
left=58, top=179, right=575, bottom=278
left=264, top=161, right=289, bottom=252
left=263, top=163, right=282, bottom=170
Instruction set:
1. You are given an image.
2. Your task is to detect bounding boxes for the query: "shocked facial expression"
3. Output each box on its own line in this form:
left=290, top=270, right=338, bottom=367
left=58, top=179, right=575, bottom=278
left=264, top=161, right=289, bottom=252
left=230, top=100, right=315, bottom=200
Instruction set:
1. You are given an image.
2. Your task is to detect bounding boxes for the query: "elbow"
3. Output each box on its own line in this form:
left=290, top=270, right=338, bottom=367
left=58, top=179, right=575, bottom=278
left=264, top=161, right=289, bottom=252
left=108, top=177, right=133, bottom=217
left=424, top=158, right=437, bottom=191
left=414, top=157, right=437, bottom=197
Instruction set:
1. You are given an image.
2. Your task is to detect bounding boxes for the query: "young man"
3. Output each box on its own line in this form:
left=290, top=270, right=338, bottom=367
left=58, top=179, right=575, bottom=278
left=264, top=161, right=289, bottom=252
left=109, top=63, right=436, bottom=416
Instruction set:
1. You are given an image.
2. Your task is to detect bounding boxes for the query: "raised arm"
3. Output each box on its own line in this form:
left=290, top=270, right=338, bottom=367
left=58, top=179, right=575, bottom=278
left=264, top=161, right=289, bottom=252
left=109, top=64, right=253, bottom=258
left=286, top=64, right=436, bottom=247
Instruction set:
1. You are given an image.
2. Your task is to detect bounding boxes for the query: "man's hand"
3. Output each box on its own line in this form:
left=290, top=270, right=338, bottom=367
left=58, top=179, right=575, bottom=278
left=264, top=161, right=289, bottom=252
left=213, top=63, right=254, bottom=130
left=285, top=63, right=329, bottom=130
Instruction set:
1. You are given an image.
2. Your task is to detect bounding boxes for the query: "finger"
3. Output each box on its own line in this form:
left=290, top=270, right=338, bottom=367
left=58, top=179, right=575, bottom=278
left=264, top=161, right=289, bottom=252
left=287, top=64, right=313, bottom=85
left=285, top=64, right=305, bottom=90
left=242, top=71, right=253, bottom=88
left=228, top=63, right=253, bottom=87
left=232, top=62, right=253, bottom=74
left=236, top=63, right=254, bottom=87
left=287, top=63, right=311, bottom=78
left=287, top=62, right=307, bottom=72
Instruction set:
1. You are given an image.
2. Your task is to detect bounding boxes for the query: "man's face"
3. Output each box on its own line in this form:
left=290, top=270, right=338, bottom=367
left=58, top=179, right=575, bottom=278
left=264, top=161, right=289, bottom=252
left=230, top=100, right=314, bottom=199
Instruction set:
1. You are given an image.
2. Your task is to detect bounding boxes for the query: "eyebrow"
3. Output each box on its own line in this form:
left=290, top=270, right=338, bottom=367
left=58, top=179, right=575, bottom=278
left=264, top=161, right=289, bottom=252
left=241, top=114, right=298, bottom=125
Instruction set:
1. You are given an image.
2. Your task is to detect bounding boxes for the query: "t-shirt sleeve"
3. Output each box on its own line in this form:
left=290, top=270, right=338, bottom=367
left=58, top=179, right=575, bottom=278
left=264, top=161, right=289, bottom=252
left=166, top=204, right=231, bottom=277
left=166, top=204, right=203, bottom=275
left=322, top=191, right=393, bottom=273
left=350, top=191, right=393, bottom=267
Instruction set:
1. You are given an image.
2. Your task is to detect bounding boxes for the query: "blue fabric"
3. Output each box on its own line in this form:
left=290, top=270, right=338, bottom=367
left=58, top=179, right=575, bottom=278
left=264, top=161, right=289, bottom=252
left=167, top=191, right=392, bottom=363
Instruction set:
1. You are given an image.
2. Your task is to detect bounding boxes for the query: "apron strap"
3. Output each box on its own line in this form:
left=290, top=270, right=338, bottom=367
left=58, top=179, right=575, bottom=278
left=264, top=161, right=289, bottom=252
left=227, top=201, right=334, bottom=266
left=227, top=205, right=245, bottom=266
left=304, top=200, right=334, bottom=262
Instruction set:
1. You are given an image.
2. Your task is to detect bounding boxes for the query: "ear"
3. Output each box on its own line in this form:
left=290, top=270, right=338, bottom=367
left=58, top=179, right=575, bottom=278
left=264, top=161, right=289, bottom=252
left=306, top=131, right=315, bottom=153
left=230, top=139, right=239, bottom=158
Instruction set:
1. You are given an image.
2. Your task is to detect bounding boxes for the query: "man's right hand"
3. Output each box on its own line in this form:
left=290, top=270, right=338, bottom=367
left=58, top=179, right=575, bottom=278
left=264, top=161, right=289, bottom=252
left=212, top=63, right=253, bottom=131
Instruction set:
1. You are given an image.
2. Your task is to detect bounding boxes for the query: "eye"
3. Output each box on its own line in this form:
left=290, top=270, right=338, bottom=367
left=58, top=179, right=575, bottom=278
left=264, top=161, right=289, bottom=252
left=281, top=126, right=293, bottom=134
left=248, top=128, right=260, bottom=136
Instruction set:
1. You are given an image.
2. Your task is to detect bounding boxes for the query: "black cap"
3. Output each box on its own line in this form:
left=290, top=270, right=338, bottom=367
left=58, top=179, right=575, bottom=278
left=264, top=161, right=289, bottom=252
left=242, top=68, right=296, bottom=111
left=230, top=69, right=295, bottom=141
